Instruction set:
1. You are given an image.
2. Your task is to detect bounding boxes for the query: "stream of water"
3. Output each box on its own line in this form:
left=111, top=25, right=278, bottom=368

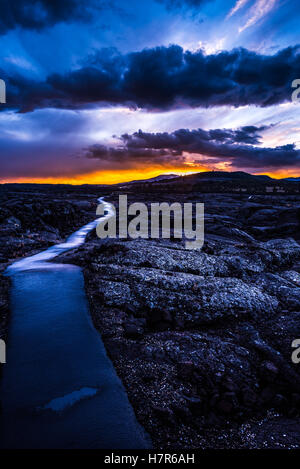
left=0, top=198, right=150, bottom=449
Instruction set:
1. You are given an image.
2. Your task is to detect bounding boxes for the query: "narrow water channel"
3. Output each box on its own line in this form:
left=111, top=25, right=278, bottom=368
left=0, top=198, right=150, bottom=449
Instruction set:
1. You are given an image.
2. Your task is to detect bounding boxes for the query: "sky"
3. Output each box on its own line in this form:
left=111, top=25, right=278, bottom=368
left=0, top=0, right=300, bottom=183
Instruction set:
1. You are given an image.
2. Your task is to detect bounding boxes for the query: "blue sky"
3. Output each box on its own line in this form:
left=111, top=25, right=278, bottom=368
left=1, top=0, right=300, bottom=182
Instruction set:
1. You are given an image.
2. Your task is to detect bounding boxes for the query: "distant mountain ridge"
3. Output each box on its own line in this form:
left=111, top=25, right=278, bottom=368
left=117, top=174, right=178, bottom=185
left=119, top=171, right=275, bottom=186
left=283, top=177, right=300, bottom=182
left=170, top=171, right=273, bottom=182
left=115, top=171, right=300, bottom=195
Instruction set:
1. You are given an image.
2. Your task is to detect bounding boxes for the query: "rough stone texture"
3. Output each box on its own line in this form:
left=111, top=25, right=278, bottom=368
left=0, top=185, right=98, bottom=265
left=55, top=192, right=300, bottom=449
left=2, top=187, right=300, bottom=449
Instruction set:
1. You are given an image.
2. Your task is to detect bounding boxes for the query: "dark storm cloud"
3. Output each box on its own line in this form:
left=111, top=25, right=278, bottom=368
left=122, top=126, right=269, bottom=147
left=86, top=144, right=184, bottom=168
left=86, top=127, right=300, bottom=170
left=2, top=45, right=300, bottom=112
left=122, top=44, right=300, bottom=109
left=0, top=0, right=103, bottom=34
left=0, top=67, right=58, bottom=113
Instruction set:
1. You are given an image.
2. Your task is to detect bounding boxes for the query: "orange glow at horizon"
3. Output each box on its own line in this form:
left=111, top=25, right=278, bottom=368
left=1, top=167, right=299, bottom=185
left=254, top=169, right=300, bottom=179
left=0, top=167, right=209, bottom=185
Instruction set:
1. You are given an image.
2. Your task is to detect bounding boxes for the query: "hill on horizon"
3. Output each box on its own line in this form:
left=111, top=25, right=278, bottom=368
left=117, top=170, right=273, bottom=186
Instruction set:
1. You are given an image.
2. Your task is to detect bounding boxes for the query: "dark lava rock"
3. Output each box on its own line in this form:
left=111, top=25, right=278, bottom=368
left=260, top=361, right=279, bottom=382
left=3, top=188, right=300, bottom=449
left=123, top=322, right=144, bottom=339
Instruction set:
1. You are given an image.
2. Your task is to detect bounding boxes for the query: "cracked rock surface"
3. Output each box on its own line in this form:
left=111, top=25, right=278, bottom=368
left=56, top=192, right=300, bottom=449
left=1, top=187, right=300, bottom=448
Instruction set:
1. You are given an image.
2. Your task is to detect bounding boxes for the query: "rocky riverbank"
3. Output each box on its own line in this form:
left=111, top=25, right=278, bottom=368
left=1, top=186, right=300, bottom=448
left=0, top=185, right=100, bottom=340
left=56, top=192, right=300, bottom=449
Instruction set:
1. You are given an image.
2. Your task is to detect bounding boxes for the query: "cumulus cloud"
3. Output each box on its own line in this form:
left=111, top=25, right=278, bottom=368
left=85, top=126, right=300, bottom=171
left=122, top=125, right=269, bottom=147
left=2, top=44, right=300, bottom=113
left=86, top=143, right=185, bottom=170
